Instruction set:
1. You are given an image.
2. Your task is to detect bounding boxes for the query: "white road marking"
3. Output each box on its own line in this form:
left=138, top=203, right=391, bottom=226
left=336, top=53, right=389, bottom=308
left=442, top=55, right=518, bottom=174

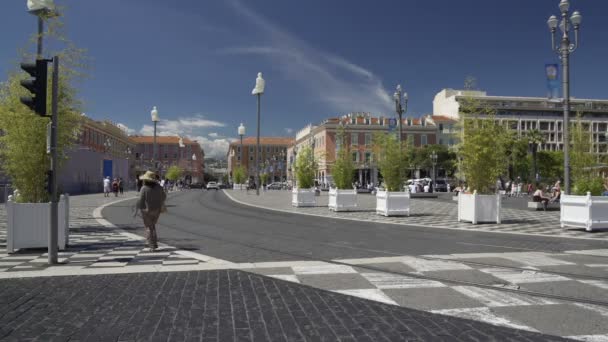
left=431, top=307, right=538, bottom=332
left=335, top=289, right=398, bottom=305
left=361, top=272, right=446, bottom=289
left=292, top=264, right=357, bottom=275
left=479, top=268, right=570, bottom=284
left=451, top=286, right=557, bottom=307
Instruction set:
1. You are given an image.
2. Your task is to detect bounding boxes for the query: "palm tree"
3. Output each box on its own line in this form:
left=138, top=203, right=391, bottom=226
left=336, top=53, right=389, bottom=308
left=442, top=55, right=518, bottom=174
left=526, top=129, right=546, bottom=183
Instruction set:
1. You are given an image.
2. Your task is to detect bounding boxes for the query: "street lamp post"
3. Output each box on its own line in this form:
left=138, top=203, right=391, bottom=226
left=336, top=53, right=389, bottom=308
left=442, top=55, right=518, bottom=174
left=547, top=0, right=582, bottom=195
left=238, top=123, right=246, bottom=166
left=393, top=84, right=408, bottom=150
left=251, top=72, right=265, bottom=196
left=151, top=106, right=160, bottom=171
left=191, top=153, right=197, bottom=183
left=431, top=151, right=438, bottom=193
left=27, top=0, right=56, bottom=58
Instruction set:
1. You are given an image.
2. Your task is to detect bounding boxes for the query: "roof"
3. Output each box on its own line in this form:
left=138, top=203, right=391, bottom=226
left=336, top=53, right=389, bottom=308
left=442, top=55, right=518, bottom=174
left=129, top=136, right=198, bottom=145
left=429, top=115, right=457, bottom=123
left=231, top=137, right=294, bottom=146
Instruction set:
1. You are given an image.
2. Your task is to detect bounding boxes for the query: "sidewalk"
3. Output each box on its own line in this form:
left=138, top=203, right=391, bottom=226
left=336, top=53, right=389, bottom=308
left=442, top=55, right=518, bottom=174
left=224, top=190, right=608, bottom=240
left=0, top=192, right=231, bottom=278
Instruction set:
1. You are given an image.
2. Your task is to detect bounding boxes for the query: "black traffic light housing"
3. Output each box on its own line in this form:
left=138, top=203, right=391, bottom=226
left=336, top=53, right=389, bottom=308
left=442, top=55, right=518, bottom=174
left=20, top=59, right=48, bottom=117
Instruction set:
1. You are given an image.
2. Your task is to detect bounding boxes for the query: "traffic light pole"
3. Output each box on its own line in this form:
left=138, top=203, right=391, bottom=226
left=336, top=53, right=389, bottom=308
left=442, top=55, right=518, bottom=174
left=37, top=16, right=43, bottom=58
left=48, top=56, right=59, bottom=265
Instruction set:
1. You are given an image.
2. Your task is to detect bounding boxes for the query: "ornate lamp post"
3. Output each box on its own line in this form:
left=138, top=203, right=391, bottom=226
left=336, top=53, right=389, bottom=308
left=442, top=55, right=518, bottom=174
left=151, top=106, right=160, bottom=171
left=238, top=123, right=246, bottom=166
left=191, top=153, right=197, bottom=183
left=251, top=73, right=265, bottom=195
left=393, top=84, right=408, bottom=150
left=430, top=151, right=438, bottom=193
left=547, top=0, right=582, bottom=195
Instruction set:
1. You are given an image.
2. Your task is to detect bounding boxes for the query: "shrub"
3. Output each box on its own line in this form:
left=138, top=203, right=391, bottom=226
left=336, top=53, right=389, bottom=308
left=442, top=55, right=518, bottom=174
left=295, top=146, right=316, bottom=189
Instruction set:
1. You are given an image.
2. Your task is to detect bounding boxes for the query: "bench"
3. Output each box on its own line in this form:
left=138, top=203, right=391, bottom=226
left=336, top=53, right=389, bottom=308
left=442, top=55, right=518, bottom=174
left=528, top=201, right=559, bottom=210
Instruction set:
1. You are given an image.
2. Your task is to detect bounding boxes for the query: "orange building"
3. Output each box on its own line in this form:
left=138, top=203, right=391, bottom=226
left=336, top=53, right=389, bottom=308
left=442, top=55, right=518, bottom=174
left=227, top=137, right=294, bottom=183
left=129, top=136, right=205, bottom=182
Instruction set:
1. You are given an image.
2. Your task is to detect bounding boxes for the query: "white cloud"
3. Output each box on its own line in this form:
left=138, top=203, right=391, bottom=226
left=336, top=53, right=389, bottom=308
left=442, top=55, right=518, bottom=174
left=116, top=123, right=135, bottom=135
left=285, top=128, right=294, bottom=134
left=138, top=115, right=231, bottom=159
left=220, top=0, right=393, bottom=115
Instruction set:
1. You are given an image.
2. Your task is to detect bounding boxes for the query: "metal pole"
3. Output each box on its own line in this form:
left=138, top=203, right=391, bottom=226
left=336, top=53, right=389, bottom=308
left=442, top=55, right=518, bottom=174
left=561, top=33, right=571, bottom=195
left=37, top=16, right=43, bottom=58
left=256, top=94, right=261, bottom=196
left=153, top=121, right=157, bottom=171
left=48, top=56, right=59, bottom=265
left=240, top=135, right=243, bottom=166
left=398, top=112, right=403, bottom=150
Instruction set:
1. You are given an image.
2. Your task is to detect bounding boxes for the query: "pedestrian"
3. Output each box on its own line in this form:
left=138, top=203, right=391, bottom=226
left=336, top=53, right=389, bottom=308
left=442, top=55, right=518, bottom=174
left=136, top=171, right=167, bottom=251
left=532, top=184, right=551, bottom=211
left=112, top=178, right=119, bottom=197
left=603, top=177, right=608, bottom=196
left=447, top=183, right=451, bottom=193
left=118, top=177, right=124, bottom=196
left=103, top=176, right=111, bottom=197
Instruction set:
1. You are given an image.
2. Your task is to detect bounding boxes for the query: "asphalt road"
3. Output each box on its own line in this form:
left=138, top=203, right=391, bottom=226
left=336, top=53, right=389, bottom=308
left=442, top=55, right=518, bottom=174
left=102, top=190, right=608, bottom=264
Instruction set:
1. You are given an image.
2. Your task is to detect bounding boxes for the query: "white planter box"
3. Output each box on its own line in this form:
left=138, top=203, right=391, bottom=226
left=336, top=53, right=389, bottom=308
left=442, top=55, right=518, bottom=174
left=292, top=188, right=316, bottom=207
left=376, top=190, right=410, bottom=216
left=7, top=194, right=70, bottom=253
left=328, top=188, right=357, bottom=211
left=457, top=192, right=501, bottom=224
left=561, top=193, right=608, bottom=232
left=232, top=184, right=245, bottom=190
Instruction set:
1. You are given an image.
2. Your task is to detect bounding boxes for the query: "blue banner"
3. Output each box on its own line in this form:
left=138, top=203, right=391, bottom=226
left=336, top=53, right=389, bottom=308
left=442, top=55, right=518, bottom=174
left=546, top=64, right=560, bottom=99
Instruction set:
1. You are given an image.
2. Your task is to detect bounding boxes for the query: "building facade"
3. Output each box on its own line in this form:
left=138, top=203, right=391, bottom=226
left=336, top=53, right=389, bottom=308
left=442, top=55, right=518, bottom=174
left=433, top=89, right=608, bottom=156
left=129, top=136, right=205, bottom=183
left=288, top=112, right=439, bottom=187
left=59, top=115, right=135, bottom=194
left=227, top=137, right=293, bottom=183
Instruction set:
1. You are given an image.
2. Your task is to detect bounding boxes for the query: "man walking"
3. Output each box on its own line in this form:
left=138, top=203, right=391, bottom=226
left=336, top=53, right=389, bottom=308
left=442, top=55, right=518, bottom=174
left=103, top=176, right=111, bottom=197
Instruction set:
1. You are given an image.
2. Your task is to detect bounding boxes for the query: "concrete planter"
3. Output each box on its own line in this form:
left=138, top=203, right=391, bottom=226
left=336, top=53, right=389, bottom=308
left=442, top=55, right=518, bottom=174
left=328, top=188, right=357, bottom=212
left=232, top=184, right=245, bottom=190
left=560, top=192, right=608, bottom=232
left=7, top=194, right=69, bottom=253
left=292, top=188, right=316, bottom=207
left=376, top=190, right=410, bottom=216
left=457, top=192, right=501, bottom=224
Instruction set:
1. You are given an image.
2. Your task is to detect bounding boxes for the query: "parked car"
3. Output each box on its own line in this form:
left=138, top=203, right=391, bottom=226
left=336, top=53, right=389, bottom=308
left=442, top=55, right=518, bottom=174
left=434, top=179, right=448, bottom=192
left=206, top=182, right=219, bottom=190
left=267, top=182, right=282, bottom=190
left=189, top=182, right=205, bottom=189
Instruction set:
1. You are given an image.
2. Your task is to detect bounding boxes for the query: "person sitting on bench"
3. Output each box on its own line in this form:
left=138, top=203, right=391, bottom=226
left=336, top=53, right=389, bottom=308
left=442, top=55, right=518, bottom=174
left=532, top=185, right=551, bottom=210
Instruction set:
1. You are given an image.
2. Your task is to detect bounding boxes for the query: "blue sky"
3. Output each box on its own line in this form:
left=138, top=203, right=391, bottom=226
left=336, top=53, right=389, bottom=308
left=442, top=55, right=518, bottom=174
left=1, top=0, right=607, bottom=157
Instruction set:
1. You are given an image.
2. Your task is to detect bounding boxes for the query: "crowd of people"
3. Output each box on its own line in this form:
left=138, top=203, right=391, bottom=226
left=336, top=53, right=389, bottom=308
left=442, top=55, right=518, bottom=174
left=102, top=177, right=125, bottom=197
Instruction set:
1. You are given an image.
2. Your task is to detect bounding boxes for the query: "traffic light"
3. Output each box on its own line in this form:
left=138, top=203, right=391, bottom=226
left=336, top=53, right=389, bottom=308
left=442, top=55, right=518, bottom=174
left=20, top=59, right=48, bottom=117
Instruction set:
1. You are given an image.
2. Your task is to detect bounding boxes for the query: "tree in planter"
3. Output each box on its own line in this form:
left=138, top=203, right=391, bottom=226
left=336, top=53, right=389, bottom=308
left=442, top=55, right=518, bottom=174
left=295, top=146, right=316, bottom=189
left=233, top=166, right=246, bottom=186
left=165, top=165, right=183, bottom=182
left=0, top=15, right=85, bottom=203
left=332, top=127, right=355, bottom=189
left=373, top=133, right=407, bottom=191
left=571, top=114, right=603, bottom=195
left=457, top=79, right=508, bottom=194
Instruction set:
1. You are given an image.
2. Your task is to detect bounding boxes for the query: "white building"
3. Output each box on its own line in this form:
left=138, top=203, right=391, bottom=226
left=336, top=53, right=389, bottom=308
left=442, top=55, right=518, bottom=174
left=433, top=89, right=608, bottom=156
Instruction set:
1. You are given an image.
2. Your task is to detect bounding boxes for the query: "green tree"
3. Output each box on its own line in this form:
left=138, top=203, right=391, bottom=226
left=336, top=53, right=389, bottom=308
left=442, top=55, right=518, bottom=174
left=526, top=129, right=546, bottom=182
left=373, top=132, right=407, bottom=191
left=570, top=114, right=603, bottom=195
left=233, top=166, right=246, bottom=185
left=295, top=146, right=316, bottom=189
left=457, top=78, right=508, bottom=194
left=0, top=15, right=85, bottom=203
left=165, top=165, right=183, bottom=181
left=504, top=132, right=530, bottom=181
left=332, top=126, right=355, bottom=189
left=537, top=151, right=563, bottom=182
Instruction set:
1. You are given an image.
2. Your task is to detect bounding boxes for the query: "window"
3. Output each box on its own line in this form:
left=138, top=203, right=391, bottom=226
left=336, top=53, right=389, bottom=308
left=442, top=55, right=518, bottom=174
left=352, top=151, right=359, bottom=162
left=266, top=146, right=271, bottom=153
left=439, top=138, right=443, bottom=145
left=249, top=155, right=253, bottom=161
left=336, top=135, right=342, bottom=150
left=439, top=123, right=444, bottom=131
left=421, top=135, right=427, bottom=146
left=237, top=146, right=241, bottom=152
left=249, top=146, right=254, bottom=153
left=365, top=133, right=371, bottom=146
left=365, top=152, right=371, bottom=163
left=237, top=156, right=241, bottom=161
left=135, top=152, right=140, bottom=159
left=351, top=133, right=358, bottom=146
left=173, top=153, right=177, bottom=159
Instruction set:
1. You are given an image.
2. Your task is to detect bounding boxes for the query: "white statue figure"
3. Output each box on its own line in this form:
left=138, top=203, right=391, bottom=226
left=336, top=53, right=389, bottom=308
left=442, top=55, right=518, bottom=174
left=251, top=72, right=265, bottom=95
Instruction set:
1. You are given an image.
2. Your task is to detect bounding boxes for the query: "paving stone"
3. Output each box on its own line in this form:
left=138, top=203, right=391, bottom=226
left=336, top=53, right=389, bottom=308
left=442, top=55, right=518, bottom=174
left=298, top=273, right=375, bottom=290
left=382, top=287, right=485, bottom=310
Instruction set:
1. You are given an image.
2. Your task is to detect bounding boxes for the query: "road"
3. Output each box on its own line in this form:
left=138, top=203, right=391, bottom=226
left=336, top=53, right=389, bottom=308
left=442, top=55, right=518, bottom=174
left=102, top=190, right=608, bottom=263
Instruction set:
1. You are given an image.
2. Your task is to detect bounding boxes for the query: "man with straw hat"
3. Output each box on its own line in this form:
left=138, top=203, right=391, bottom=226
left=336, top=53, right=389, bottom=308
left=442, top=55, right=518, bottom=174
left=136, top=170, right=166, bottom=250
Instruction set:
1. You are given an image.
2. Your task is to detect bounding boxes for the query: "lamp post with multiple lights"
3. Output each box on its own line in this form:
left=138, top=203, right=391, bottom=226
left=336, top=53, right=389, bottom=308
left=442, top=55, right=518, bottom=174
left=430, top=151, right=438, bottom=193
left=547, top=0, right=582, bottom=195
left=393, top=84, right=408, bottom=150
left=238, top=123, right=246, bottom=166
left=151, top=106, right=160, bottom=171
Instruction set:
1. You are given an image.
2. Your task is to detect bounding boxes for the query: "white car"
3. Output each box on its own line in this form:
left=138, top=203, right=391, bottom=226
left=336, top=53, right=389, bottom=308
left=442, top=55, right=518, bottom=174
left=206, top=182, right=219, bottom=190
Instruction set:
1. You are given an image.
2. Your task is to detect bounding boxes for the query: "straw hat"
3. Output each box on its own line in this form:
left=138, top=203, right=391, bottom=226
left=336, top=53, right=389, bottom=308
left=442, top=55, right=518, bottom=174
left=139, top=171, right=158, bottom=182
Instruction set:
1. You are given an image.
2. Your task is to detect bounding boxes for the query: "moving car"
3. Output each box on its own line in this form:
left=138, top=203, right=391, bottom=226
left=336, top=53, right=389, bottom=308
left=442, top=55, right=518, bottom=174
left=206, top=182, right=219, bottom=190
left=434, top=179, right=448, bottom=192
left=189, top=182, right=205, bottom=189
left=267, top=182, right=282, bottom=190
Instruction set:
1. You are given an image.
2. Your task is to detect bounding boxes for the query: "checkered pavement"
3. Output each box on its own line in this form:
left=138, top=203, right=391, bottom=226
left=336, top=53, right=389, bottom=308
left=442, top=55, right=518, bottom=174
left=226, top=190, right=608, bottom=240
left=0, top=193, right=231, bottom=276
left=242, top=249, right=608, bottom=340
